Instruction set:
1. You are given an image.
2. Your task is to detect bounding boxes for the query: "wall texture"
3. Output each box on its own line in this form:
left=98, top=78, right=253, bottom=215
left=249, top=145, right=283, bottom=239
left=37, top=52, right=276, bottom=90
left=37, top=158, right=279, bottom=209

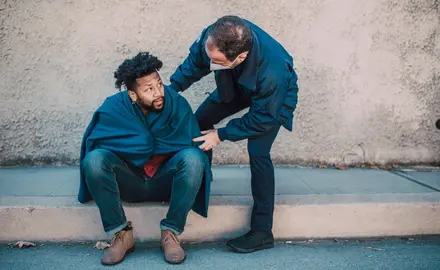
left=1, top=0, right=439, bottom=166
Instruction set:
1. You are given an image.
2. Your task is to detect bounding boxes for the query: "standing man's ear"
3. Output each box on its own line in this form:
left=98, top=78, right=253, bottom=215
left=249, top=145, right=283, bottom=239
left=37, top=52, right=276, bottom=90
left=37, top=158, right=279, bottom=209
left=238, top=51, right=248, bottom=60
left=236, top=51, right=249, bottom=65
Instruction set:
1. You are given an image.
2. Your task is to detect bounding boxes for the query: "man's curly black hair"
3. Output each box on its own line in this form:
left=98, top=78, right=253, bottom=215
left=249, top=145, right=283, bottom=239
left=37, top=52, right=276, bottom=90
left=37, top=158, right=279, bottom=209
left=114, top=52, right=163, bottom=91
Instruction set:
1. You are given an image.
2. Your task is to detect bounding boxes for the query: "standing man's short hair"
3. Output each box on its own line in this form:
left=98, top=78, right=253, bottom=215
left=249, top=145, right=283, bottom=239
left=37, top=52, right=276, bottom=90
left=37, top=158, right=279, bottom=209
left=207, top=15, right=253, bottom=61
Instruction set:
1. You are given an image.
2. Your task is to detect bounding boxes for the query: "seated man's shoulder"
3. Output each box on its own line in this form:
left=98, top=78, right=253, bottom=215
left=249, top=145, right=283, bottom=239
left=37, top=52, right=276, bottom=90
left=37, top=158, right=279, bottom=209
left=166, top=87, right=193, bottom=109
left=104, top=91, right=125, bottom=102
left=97, top=91, right=128, bottom=110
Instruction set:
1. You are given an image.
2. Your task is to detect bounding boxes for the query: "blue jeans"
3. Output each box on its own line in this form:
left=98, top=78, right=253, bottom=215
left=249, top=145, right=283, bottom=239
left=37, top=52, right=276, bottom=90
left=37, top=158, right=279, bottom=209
left=82, top=147, right=205, bottom=236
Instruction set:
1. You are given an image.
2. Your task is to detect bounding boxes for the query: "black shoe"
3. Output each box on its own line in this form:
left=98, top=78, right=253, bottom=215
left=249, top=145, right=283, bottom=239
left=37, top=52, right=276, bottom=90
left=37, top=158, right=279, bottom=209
left=226, top=230, right=274, bottom=253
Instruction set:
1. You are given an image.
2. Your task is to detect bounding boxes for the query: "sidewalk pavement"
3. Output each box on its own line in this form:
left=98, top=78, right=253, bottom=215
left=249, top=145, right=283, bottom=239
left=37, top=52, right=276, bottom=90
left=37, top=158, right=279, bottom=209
left=0, top=166, right=439, bottom=242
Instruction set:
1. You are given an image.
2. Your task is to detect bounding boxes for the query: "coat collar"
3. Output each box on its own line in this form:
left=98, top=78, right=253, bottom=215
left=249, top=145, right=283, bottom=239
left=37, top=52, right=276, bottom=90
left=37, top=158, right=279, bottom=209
left=237, top=30, right=259, bottom=91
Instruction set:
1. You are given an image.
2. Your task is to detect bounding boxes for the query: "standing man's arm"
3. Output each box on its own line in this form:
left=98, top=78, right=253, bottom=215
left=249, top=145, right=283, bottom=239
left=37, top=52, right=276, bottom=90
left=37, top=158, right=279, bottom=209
left=169, top=28, right=212, bottom=92
left=194, top=78, right=296, bottom=151
left=217, top=80, right=288, bottom=142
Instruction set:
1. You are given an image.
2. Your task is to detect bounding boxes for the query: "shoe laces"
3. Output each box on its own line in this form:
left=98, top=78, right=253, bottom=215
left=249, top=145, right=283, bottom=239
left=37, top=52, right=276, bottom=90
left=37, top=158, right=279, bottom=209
left=111, top=231, right=125, bottom=246
left=163, top=231, right=180, bottom=244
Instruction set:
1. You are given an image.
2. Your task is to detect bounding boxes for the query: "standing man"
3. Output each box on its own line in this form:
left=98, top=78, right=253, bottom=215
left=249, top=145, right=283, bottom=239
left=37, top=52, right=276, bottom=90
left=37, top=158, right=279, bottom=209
left=169, top=15, right=299, bottom=253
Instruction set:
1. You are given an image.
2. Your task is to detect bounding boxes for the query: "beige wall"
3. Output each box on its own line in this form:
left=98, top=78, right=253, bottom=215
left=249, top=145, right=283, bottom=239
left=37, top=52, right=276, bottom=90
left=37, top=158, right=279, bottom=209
left=1, top=0, right=439, bottom=166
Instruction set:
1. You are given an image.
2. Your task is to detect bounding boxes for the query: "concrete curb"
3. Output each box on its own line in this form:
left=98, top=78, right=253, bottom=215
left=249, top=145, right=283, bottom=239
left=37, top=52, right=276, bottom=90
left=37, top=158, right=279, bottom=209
left=1, top=193, right=440, bottom=242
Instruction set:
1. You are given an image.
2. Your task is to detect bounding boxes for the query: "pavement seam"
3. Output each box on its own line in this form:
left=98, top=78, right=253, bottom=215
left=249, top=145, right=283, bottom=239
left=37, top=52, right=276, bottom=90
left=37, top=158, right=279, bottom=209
left=389, top=170, right=440, bottom=192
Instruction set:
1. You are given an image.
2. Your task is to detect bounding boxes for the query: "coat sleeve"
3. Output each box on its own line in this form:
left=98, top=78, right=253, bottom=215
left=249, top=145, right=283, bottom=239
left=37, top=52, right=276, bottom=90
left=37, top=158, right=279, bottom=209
left=217, top=77, right=288, bottom=142
left=169, top=28, right=212, bottom=92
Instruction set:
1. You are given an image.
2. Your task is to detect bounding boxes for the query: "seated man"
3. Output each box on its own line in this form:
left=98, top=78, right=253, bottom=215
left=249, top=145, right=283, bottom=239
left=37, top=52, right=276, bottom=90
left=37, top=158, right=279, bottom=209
left=77, top=52, right=212, bottom=266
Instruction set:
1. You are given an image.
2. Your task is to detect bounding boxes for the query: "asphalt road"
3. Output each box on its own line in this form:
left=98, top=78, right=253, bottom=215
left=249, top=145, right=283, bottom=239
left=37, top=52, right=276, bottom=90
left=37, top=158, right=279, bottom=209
left=1, top=237, right=440, bottom=269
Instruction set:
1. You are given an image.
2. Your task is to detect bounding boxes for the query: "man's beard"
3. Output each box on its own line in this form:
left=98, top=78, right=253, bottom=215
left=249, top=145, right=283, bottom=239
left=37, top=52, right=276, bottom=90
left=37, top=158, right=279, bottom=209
left=138, top=98, right=164, bottom=113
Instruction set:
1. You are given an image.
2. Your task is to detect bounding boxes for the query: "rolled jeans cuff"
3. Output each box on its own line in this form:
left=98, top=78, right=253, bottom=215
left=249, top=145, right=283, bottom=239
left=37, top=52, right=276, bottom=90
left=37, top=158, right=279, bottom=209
left=160, top=221, right=183, bottom=236
left=105, top=221, right=128, bottom=236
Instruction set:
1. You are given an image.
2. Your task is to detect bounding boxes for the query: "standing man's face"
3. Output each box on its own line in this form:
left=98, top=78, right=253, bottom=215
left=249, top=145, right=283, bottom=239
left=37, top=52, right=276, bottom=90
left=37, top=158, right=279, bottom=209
left=205, top=36, right=248, bottom=69
left=129, top=72, right=165, bottom=114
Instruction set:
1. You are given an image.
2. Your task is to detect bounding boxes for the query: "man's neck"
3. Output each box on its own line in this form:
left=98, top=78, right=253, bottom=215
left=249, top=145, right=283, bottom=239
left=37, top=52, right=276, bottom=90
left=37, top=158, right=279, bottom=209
left=140, top=107, right=149, bottom=117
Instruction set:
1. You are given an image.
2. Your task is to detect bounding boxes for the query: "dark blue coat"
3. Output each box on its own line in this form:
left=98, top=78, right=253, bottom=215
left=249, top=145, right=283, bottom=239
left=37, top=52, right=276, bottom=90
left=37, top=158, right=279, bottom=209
left=78, top=88, right=212, bottom=217
left=170, top=19, right=299, bottom=142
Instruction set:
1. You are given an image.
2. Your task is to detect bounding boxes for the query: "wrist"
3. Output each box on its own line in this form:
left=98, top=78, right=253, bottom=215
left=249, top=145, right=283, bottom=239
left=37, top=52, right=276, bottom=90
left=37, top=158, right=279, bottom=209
left=217, top=128, right=228, bottom=141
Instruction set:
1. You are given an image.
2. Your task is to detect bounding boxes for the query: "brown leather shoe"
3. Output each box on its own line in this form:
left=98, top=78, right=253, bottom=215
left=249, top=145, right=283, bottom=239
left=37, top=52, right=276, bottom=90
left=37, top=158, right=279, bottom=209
left=101, top=222, right=135, bottom=266
left=161, top=230, right=186, bottom=264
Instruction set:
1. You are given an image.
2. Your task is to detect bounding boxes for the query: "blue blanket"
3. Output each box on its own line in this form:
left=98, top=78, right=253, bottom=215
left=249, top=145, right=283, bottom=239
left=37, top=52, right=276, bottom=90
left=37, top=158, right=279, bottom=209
left=78, top=87, right=212, bottom=217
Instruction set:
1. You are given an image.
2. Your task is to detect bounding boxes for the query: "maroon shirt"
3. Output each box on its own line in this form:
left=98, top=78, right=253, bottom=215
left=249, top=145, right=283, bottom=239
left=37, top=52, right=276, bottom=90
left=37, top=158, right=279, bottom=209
left=143, top=154, right=171, bottom=178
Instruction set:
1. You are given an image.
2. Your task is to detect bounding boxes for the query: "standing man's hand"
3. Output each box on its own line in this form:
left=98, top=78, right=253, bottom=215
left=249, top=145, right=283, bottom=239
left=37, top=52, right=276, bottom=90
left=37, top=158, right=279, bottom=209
left=193, top=129, right=221, bottom=151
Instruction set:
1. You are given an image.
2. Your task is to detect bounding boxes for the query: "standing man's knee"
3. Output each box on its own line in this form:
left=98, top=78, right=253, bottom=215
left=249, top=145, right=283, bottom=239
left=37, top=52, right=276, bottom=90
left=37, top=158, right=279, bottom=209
left=195, top=110, right=212, bottom=131
left=194, top=96, right=220, bottom=131
left=248, top=144, right=271, bottom=159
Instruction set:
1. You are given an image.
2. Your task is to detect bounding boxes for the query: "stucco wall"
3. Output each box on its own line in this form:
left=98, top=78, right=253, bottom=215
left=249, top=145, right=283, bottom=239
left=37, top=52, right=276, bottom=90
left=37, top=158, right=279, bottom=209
left=1, top=0, right=439, bottom=166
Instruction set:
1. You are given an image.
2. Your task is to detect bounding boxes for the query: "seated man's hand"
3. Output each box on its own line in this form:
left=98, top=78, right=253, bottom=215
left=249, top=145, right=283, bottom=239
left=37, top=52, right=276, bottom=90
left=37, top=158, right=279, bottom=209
left=193, top=129, right=221, bottom=151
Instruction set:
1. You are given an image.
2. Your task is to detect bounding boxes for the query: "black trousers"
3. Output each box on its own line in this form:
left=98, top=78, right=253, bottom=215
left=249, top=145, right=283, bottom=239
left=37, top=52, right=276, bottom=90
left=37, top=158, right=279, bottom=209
left=195, top=91, right=281, bottom=230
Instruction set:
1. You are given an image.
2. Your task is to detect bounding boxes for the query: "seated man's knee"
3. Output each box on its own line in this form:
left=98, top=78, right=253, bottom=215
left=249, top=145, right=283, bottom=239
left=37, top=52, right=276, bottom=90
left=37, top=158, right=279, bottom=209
left=82, top=149, right=114, bottom=183
left=176, top=148, right=206, bottom=184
